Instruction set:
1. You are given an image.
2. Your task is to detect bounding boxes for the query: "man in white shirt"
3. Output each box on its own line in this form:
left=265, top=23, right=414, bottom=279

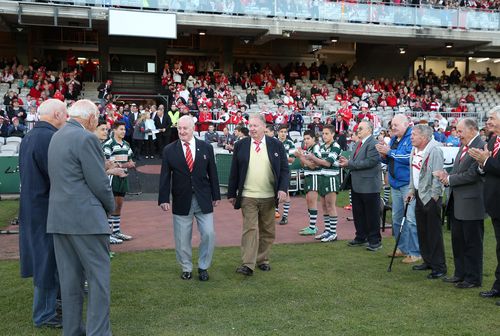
left=406, top=124, right=446, bottom=280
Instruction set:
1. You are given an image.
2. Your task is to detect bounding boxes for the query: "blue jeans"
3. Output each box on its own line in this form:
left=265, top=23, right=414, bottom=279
left=33, top=285, right=59, bottom=326
left=391, top=185, right=420, bottom=257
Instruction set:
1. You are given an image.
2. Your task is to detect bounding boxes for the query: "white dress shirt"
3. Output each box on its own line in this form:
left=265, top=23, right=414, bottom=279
left=181, top=136, right=196, bottom=161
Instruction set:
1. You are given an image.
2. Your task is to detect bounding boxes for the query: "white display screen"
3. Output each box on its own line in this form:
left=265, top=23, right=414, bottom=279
left=108, top=9, right=176, bottom=39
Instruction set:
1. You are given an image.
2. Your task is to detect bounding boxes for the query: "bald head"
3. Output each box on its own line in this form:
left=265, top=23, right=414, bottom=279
left=456, top=118, right=478, bottom=146
left=391, top=114, right=409, bottom=139
left=178, top=115, right=195, bottom=128
left=38, top=98, right=68, bottom=129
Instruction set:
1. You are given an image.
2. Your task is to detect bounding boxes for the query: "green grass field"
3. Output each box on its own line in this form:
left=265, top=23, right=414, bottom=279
left=1, top=198, right=498, bottom=335
left=0, top=200, right=19, bottom=229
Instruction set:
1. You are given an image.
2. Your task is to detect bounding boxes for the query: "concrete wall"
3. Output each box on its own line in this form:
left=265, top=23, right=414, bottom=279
left=469, top=60, right=500, bottom=77
left=414, top=58, right=467, bottom=78
left=350, top=43, right=415, bottom=79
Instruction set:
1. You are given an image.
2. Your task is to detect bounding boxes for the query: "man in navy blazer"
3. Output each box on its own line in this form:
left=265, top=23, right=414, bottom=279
left=158, top=115, right=221, bottom=281
left=228, top=114, right=289, bottom=276
left=19, top=99, right=67, bottom=329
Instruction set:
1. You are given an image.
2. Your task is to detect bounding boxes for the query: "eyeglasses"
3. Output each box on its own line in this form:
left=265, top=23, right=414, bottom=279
left=357, top=127, right=364, bottom=131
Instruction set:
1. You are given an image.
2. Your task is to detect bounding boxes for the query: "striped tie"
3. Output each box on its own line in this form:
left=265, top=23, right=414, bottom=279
left=459, top=145, right=468, bottom=162
left=254, top=140, right=261, bottom=153
left=494, top=137, right=500, bottom=158
left=184, top=142, right=193, bottom=172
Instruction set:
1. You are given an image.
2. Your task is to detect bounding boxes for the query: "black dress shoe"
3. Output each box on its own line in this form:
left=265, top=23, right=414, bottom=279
left=257, top=263, right=271, bottom=271
left=496, top=301, right=500, bottom=306
left=412, top=263, right=431, bottom=271
left=427, top=271, right=446, bottom=279
left=366, top=242, right=382, bottom=252
left=181, top=271, right=192, bottom=280
left=347, top=239, right=368, bottom=247
left=36, top=315, right=62, bottom=329
left=479, top=289, right=500, bottom=298
left=236, top=265, right=253, bottom=276
left=455, top=281, right=480, bottom=289
left=198, top=269, right=209, bottom=281
left=443, top=276, right=463, bottom=283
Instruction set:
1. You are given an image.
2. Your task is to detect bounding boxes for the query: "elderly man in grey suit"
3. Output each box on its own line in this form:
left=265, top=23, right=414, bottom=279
left=434, top=118, right=485, bottom=288
left=407, top=124, right=447, bottom=280
left=339, top=121, right=383, bottom=251
left=47, top=99, right=115, bottom=336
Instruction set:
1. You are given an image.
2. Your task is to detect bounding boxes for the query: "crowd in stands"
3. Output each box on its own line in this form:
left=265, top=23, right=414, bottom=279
left=2, top=57, right=499, bottom=158
left=0, top=54, right=101, bottom=137
left=152, top=58, right=498, bottom=150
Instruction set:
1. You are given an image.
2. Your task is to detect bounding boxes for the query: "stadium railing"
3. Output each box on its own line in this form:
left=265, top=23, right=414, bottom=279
left=18, top=0, right=500, bottom=31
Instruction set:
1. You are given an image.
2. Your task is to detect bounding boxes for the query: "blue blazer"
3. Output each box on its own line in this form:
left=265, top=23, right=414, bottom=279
left=18, top=121, right=58, bottom=289
left=158, top=138, right=221, bottom=215
left=227, top=136, right=289, bottom=209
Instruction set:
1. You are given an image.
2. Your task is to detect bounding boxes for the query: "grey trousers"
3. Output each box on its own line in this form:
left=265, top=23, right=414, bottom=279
left=53, top=234, right=111, bottom=336
left=172, top=196, right=215, bottom=272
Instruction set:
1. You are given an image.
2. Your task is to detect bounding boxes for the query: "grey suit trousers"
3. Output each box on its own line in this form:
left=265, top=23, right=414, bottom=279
left=172, top=196, right=215, bottom=272
left=53, top=234, right=111, bottom=336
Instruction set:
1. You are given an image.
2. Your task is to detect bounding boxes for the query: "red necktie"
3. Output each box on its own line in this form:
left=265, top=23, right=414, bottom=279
left=254, top=141, right=261, bottom=153
left=354, top=141, right=362, bottom=157
left=459, top=145, right=468, bottom=162
left=184, top=142, right=193, bottom=172
left=494, top=137, right=500, bottom=158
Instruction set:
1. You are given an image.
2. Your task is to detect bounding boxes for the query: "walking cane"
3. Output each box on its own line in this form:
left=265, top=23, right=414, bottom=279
left=387, top=201, right=409, bottom=272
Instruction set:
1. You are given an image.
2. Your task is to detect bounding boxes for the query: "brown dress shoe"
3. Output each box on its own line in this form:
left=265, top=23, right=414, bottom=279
left=387, top=249, right=406, bottom=258
left=402, top=256, right=422, bottom=264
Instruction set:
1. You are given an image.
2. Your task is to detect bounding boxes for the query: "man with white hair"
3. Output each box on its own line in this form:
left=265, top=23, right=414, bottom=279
left=159, top=115, right=221, bottom=281
left=47, top=99, right=115, bottom=336
left=406, top=124, right=446, bottom=280
left=19, top=99, right=67, bottom=329
left=376, top=114, right=421, bottom=264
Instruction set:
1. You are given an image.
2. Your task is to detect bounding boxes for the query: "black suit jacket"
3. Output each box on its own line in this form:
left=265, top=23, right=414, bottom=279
left=483, top=135, right=500, bottom=218
left=158, top=138, right=221, bottom=215
left=227, top=136, right=289, bottom=209
left=154, top=114, right=172, bottom=130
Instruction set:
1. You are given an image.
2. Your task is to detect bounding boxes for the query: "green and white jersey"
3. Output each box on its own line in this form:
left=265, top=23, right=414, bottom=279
left=102, top=137, right=133, bottom=164
left=280, top=138, right=296, bottom=164
left=320, top=141, right=342, bottom=176
left=303, top=143, right=321, bottom=176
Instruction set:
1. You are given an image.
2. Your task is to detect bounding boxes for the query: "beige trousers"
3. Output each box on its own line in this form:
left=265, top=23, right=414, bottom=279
left=240, top=197, right=276, bottom=270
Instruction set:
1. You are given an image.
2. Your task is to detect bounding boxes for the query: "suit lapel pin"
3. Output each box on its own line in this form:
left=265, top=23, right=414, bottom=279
left=204, top=154, right=207, bottom=160
left=274, top=153, right=278, bottom=157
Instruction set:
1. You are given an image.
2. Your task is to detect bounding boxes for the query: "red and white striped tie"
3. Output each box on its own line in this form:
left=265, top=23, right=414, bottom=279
left=184, top=142, right=193, bottom=172
left=459, top=145, right=468, bottom=162
left=254, top=140, right=261, bottom=153
left=494, top=137, right=500, bottom=158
